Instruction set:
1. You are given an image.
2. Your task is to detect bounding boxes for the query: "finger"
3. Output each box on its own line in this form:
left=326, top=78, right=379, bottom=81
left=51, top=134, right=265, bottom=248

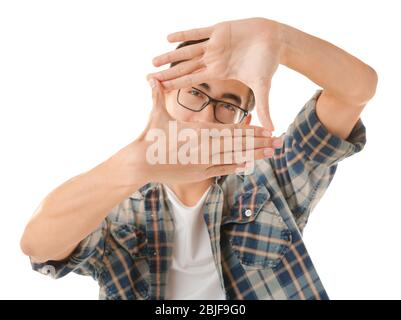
left=204, top=136, right=275, bottom=157
left=167, top=27, right=213, bottom=43
left=252, top=81, right=275, bottom=132
left=195, top=122, right=273, bottom=139
left=148, top=59, right=204, bottom=82
left=272, top=134, right=285, bottom=149
left=211, top=146, right=276, bottom=165
left=205, top=162, right=247, bottom=178
left=149, top=78, right=167, bottom=112
left=152, top=43, right=205, bottom=67
left=161, top=70, right=209, bottom=90
left=244, top=146, right=279, bottom=164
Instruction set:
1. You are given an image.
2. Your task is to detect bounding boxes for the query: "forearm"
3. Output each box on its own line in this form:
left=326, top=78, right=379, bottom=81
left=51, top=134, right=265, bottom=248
left=278, top=22, right=377, bottom=105
left=20, top=142, right=147, bottom=261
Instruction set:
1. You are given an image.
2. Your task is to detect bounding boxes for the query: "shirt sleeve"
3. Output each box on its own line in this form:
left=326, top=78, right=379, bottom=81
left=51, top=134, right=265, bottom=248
left=268, top=89, right=367, bottom=232
left=29, top=220, right=107, bottom=280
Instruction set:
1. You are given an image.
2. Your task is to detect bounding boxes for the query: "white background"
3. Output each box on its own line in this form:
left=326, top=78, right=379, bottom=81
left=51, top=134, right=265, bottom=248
left=1, top=0, right=400, bottom=299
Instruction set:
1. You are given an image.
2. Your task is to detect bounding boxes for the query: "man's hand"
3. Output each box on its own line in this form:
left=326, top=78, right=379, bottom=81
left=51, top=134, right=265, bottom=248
left=124, top=78, right=283, bottom=185
left=147, top=18, right=283, bottom=132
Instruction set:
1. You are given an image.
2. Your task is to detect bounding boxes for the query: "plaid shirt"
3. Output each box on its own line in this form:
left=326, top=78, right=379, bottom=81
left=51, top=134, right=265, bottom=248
left=30, top=90, right=367, bottom=300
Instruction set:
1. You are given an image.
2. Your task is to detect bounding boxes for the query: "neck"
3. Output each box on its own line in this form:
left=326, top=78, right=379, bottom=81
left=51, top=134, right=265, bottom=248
left=165, top=178, right=214, bottom=207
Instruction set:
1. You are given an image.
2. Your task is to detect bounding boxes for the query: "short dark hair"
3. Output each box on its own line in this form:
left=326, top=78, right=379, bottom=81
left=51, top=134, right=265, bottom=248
left=170, top=39, right=255, bottom=112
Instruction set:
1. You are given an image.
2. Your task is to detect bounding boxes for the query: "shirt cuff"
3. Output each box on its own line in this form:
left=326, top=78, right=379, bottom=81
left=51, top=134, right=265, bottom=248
left=30, top=225, right=104, bottom=279
left=290, top=89, right=367, bottom=166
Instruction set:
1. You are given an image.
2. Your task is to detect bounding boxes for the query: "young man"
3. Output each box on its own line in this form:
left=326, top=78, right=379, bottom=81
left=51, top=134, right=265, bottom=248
left=21, top=17, right=376, bottom=300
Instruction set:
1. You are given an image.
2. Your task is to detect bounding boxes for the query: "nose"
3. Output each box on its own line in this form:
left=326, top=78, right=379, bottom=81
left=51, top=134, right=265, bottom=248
left=189, top=102, right=216, bottom=123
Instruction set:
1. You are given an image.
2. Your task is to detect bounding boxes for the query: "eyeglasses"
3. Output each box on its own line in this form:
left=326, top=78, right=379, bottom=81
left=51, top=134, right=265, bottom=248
left=177, top=87, right=249, bottom=124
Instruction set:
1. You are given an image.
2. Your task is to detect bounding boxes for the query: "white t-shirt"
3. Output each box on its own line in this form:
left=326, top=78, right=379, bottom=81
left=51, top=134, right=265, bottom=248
left=163, top=184, right=226, bottom=300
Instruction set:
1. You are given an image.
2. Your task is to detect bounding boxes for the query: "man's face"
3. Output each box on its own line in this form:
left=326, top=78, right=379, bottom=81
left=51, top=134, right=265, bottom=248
left=165, top=79, right=252, bottom=125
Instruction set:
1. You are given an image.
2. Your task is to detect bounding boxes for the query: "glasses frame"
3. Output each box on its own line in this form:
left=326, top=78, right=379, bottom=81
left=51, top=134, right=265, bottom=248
left=176, top=86, right=249, bottom=124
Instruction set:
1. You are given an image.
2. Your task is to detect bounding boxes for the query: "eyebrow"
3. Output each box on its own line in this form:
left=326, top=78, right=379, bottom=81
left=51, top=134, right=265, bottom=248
left=198, top=83, right=242, bottom=106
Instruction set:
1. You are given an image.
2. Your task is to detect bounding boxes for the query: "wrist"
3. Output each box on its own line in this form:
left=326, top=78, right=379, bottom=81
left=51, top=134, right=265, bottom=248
left=277, top=22, right=306, bottom=68
left=275, top=22, right=292, bottom=66
left=259, top=18, right=288, bottom=66
left=106, top=140, right=150, bottom=191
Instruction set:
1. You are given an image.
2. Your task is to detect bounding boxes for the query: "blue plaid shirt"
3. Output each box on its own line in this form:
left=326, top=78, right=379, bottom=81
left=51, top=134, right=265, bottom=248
left=30, top=90, right=366, bottom=300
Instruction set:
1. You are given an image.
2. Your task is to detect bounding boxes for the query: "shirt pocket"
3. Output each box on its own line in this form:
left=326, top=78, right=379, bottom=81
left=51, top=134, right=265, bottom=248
left=100, top=222, right=150, bottom=300
left=106, top=222, right=148, bottom=258
left=222, top=185, right=292, bottom=269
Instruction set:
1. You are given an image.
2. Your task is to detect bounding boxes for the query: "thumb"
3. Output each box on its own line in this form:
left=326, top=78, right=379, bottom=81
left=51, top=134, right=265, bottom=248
left=148, top=77, right=167, bottom=113
left=252, top=81, right=275, bottom=132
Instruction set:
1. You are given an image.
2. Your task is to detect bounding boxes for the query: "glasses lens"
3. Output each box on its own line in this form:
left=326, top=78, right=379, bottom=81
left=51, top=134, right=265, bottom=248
left=215, top=102, right=244, bottom=124
left=178, top=88, right=208, bottom=111
left=178, top=87, right=246, bottom=124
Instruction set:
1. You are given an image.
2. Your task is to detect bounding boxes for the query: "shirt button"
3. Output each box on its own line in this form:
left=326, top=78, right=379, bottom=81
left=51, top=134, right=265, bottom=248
left=42, top=265, right=56, bottom=277
left=244, top=209, right=252, bottom=217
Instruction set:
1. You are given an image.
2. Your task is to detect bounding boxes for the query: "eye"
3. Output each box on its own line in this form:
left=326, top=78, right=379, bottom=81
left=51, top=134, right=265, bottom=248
left=188, top=89, right=202, bottom=97
left=222, top=104, right=235, bottom=112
